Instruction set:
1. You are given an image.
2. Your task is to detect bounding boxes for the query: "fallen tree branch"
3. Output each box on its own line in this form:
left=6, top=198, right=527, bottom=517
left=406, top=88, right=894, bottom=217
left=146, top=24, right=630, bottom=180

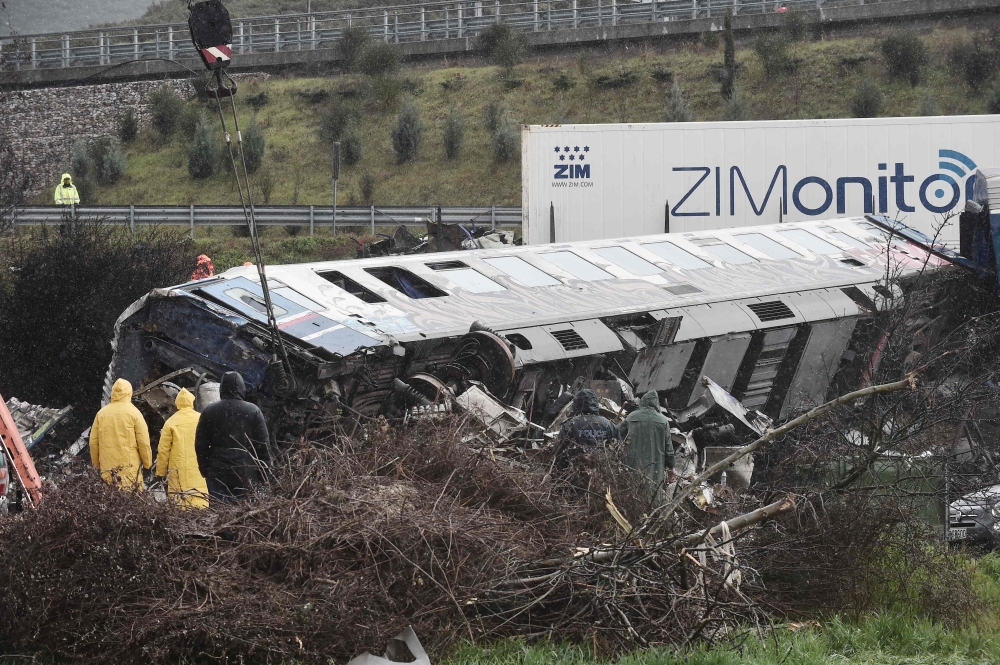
left=676, top=495, right=796, bottom=549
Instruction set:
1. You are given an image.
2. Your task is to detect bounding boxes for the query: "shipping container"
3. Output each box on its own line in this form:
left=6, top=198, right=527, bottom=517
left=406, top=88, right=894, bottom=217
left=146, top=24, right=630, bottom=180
left=521, top=116, right=1000, bottom=246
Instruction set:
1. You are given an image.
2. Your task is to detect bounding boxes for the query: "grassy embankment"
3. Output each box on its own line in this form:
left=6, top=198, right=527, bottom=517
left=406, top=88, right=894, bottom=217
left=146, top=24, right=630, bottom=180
left=70, top=20, right=995, bottom=215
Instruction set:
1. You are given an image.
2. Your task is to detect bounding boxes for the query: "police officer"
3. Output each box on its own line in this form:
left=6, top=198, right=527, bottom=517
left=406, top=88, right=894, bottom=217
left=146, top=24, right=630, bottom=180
left=556, top=388, right=619, bottom=469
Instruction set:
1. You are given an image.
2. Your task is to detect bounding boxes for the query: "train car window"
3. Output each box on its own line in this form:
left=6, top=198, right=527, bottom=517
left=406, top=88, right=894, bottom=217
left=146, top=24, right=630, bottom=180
left=641, top=241, right=712, bottom=269
left=826, top=230, right=871, bottom=250
left=434, top=267, right=506, bottom=293
left=734, top=233, right=802, bottom=260
left=364, top=267, right=448, bottom=298
left=540, top=251, right=614, bottom=281
left=315, top=270, right=387, bottom=303
left=701, top=242, right=757, bottom=264
left=483, top=256, right=560, bottom=286
left=777, top=228, right=842, bottom=255
left=224, top=288, right=289, bottom=317
left=592, top=246, right=662, bottom=276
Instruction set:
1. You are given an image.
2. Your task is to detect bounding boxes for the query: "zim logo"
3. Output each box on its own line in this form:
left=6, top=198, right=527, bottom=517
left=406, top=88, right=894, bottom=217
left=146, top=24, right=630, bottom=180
left=553, top=144, right=592, bottom=179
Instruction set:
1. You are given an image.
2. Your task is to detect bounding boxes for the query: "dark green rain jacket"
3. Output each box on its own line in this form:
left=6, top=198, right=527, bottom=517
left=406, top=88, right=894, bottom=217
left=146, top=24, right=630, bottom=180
left=620, top=391, right=674, bottom=486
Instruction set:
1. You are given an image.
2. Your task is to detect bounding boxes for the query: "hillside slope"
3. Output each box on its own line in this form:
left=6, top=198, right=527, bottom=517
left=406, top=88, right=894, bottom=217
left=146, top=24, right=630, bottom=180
left=81, top=20, right=998, bottom=208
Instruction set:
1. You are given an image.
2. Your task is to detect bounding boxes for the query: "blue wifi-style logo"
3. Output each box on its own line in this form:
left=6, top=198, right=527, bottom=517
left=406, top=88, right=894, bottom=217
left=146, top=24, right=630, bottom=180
left=938, top=149, right=977, bottom=184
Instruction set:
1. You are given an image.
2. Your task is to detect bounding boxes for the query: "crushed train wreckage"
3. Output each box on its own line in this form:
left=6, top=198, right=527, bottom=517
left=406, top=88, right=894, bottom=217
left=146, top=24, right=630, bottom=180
left=99, top=215, right=956, bottom=485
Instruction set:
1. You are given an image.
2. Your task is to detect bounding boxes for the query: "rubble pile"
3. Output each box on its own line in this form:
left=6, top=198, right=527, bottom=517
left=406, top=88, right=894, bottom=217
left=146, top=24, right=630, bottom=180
left=0, top=417, right=763, bottom=664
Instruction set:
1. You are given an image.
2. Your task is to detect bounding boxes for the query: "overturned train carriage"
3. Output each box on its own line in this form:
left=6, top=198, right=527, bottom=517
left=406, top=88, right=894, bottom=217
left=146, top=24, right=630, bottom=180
left=104, top=215, right=951, bottom=429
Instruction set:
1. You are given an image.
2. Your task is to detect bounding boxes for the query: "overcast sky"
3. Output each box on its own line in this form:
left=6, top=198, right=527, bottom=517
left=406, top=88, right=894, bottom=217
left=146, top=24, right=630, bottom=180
left=1, top=0, right=158, bottom=36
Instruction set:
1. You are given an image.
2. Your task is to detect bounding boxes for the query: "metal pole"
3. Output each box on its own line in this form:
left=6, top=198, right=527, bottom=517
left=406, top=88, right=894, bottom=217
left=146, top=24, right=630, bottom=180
left=665, top=201, right=669, bottom=233
left=384, top=11, right=389, bottom=42
left=457, top=5, right=463, bottom=38
left=612, top=0, right=617, bottom=26
left=190, top=204, right=195, bottom=239
left=395, top=12, right=399, bottom=43
left=598, top=0, right=602, bottom=27
left=573, top=0, right=578, bottom=28
left=275, top=18, right=280, bottom=52
left=239, top=21, right=245, bottom=54
left=491, top=205, right=496, bottom=230
left=30, top=38, right=36, bottom=69
left=167, top=26, right=174, bottom=60
left=310, top=15, right=317, bottom=49
left=333, top=141, right=340, bottom=236
left=533, top=0, right=539, bottom=31
left=547, top=0, right=552, bottom=30
left=133, top=28, right=139, bottom=60
left=130, top=205, right=135, bottom=235
left=549, top=202, right=555, bottom=243
left=62, top=34, right=69, bottom=68
left=445, top=7, right=450, bottom=39
left=333, top=182, right=338, bottom=235
left=99, top=32, right=105, bottom=66
left=495, top=0, right=501, bottom=23
left=370, top=205, right=375, bottom=235
left=309, top=205, right=315, bottom=236
left=421, top=7, right=427, bottom=41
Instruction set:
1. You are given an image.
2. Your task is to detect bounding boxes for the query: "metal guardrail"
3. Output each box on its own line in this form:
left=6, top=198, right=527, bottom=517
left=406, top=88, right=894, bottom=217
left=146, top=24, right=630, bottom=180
left=0, top=0, right=866, bottom=72
left=12, top=205, right=522, bottom=237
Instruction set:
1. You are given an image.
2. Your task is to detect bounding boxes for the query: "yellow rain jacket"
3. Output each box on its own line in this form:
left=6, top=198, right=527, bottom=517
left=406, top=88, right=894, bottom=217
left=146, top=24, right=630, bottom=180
left=90, top=378, right=152, bottom=490
left=54, top=173, right=80, bottom=205
left=155, top=388, right=209, bottom=509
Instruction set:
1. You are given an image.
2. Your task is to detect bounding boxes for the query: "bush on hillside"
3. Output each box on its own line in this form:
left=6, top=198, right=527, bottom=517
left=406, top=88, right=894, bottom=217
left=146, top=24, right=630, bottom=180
left=754, top=32, right=798, bottom=77
left=89, top=136, right=128, bottom=186
left=476, top=22, right=529, bottom=72
left=492, top=119, right=519, bottom=163
left=443, top=105, right=465, bottom=160
left=116, top=107, right=139, bottom=145
left=483, top=101, right=509, bottom=135
left=850, top=80, right=884, bottom=118
left=319, top=103, right=360, bottom=144
left=188, top=114, right=218, bottom=179
left=949, top=32, right=1000, bottom=90
left=241, top=120, right=266, bottom=174
left=722, top=87, right=750, bottom=121
left=360, top=172, right=376, bottom=204
left=880, top=31, right=928, bottom=87
left=69, top=141, right=97, bottom=204
left=338, top=24, right=372, bottom=70
left=391, top=101, right=423, bottom=163
left=341, top=124, right=363, bottom=165
left=663, top=80, right=692, bottom=122
left=356, top=42, right=402, bottom=78
left=148, top=86, right=184, bottom=138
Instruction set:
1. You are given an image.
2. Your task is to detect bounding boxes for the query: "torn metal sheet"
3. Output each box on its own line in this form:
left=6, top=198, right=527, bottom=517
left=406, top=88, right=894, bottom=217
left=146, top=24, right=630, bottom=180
left=703, top=377, right=772, bottom=436
left=3, top=397, right=73, bottom=450
left=347, top=627, right=431, bottom=665
left=456, top=385, right=528, bottom=439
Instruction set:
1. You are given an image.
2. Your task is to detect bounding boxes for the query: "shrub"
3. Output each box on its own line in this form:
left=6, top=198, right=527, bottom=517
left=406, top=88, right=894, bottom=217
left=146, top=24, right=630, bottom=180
left=148, top=86, right=183, bottom=138
left=949, top=35, right=999, bottom=90
left=781, top=10, right=807, bottom=42
left=850, top=80, right=884, bottom=118
left=245, top=91, right=270, bottom=111
left=483, top=101, right=509, bottom=135
left=89, top=136, right=127, bottom=186
left=369, top=75, right=405, bottom=111
left=880, top=31, right=928, bottom=87
left=69, top=141, right=97, bottom=203
left=492, top=119, right=519, bottom=163
left=296, top=89, right=330, bottom=105
left=722, top=88, right=749, bottom=121
left=391, top=101, right=423, bottom=163
left=443, top=106, right=465, bottom=160
left=477, top=23, right=529, bottom=72
left=356, top=42, right=402, bottom=78
left=339, top=24, right=372, bottom=70
left=341, top=124, right=363, bottom=165
left=663, top=80, right=692, bottom=122
left=917, top=92, right=938, bottom=116
left=116, top=107, right=139, bottom=145
left=651, top=66, right=674, bottom=84
left=319, top=103, right=360, bottom=143
left=178, top=103, right=201, bottom=138
left=241, top=120, right=266, bottom=174
left=552, top=73, right=574, bottom=91
left=188, top=114, right=218, bottom=179
left=360, top=172, right=376, bottom=204
left=592, top=69, right=639, bottom=89
left=721, top=11, right=736, bottom=100
left=254, top=169, right=275, bottom=204
left=754, top=32, right=797, bottom=77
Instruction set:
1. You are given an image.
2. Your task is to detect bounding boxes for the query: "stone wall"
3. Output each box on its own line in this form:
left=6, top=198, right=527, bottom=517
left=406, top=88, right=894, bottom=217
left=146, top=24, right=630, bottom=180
left=1, top=79, right=194, bottom=196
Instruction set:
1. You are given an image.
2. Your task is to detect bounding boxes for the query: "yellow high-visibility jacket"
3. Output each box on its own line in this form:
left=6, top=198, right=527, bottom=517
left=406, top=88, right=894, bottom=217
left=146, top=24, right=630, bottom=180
left=54, top=174, right=80, bottom=205
left=155, top=388, right=209, bottom=509
left=90, top=379, right=152, bottom=490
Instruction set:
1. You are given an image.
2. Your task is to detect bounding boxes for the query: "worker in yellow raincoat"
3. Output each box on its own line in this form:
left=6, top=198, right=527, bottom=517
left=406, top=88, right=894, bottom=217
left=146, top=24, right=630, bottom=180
left=90, top=378, right=152, bottom=490
left=54, top=173, right=80, bottom=205
left=155, top=388, right=209, bottom=508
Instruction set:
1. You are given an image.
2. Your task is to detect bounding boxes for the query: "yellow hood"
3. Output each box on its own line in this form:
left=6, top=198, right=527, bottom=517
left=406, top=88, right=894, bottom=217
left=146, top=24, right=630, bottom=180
left=60, top=173, right=73, bottom=185
left=110, top=378, right=133, bottom=403
left=175, top=387, right=195, bottom=410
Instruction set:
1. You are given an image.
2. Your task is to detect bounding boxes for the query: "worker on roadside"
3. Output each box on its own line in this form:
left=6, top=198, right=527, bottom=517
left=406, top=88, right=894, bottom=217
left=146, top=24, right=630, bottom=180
left=89, top=378, right=152, bottom=490
left=195, top=372, right=271, bottom=501
left=155, top=388, right=209, bottom=509
left=555, top=388, right=619, bottom=468
left=620, top=391, right=676, bottom=491
left=54, top=173, right=80, bottom=206
left=190, top=254, right=215, bottom=281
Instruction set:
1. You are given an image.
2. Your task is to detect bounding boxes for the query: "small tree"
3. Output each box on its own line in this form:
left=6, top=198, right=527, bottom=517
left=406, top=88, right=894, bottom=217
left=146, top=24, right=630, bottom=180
left=360, top=172, right=377, bottom=204
left=342, top=124, right=363, bottom=165
left=69, top=140, right=97, bottom=203
left=721, top=11, right=736, bottom=100
left=319, top=103, right=360, bottom=144
left=443, top=105, right=465, bottom=160
left=483, top=101, right=509, bottom=134
left=850, top=80, right=884, bottom=118
left=722, top=87, right=749, bottom=121
left=242, top=120, right=266, bottom=174
left=391, top=101, right=423, bottom=163
left=492, top=119, right=519, bottom=163
left=663, top=80, right=692, bottom=122
left=477, top=23, right=529, bottom=73
left=116, top=107, right=139, bottom=145
left=148, top=86, right=184, bottom=138
left=949, top=35, right=999, bottom=90
left=89, top=136, right=127, bottom=186
left=339, top=24, right=372, bottom=71
left=188, top=115, right=218, bottom=179
left=880, top=31, right=928, bottom=87
left=754, top=32, right=795, bottom=77
left=356, top=42, right=402, bottom=78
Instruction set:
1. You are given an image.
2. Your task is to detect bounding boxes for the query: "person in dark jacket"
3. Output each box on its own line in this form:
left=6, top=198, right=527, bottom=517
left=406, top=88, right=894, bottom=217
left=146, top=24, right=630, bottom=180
left=195, top=372, right=271, bottom=501
left=620, top=390, right=675, bottom=489
left=556, top=389, right=619, bottom=468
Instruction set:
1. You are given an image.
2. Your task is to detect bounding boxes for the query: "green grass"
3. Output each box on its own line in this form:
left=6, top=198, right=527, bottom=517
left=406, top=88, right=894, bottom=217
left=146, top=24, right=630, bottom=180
left=70, top=21, right=997, bottom=209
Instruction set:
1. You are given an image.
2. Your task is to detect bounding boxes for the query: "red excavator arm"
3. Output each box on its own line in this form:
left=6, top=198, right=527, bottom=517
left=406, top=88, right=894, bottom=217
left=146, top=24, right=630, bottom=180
left=0, top=392, right=43, bottom=507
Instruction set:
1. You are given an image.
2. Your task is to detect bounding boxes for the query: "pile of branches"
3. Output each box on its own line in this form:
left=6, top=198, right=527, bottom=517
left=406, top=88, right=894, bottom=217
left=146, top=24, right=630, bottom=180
left=0, top=417, right=766, bottom=664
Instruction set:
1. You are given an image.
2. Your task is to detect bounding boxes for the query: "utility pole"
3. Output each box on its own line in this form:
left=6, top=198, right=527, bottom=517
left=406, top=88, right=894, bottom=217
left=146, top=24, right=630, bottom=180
left=332, top=141, right=340, bottom=235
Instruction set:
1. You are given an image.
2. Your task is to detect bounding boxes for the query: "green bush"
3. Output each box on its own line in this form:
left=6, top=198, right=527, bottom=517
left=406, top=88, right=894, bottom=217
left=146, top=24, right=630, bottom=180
left=949, top=34, right=999, bottom=90
left=591, top=69, right=639, bottom=89
left=722, top=88, right=750, bottom=121
left=319, top=103, right=360, bottom=143
left=663, top=80, right=692, bottom=122
left=339, top=24, right=372, bottom=70
left=241, top=120, right=266, bottom=174
left=390, top=101, right=423, bottom=163
left=356, top=42, right=402, bottom=78
left=341, top=124, right=363, bottom=165
left=781, top=10, right=808, bottom=42
left=552, top=73, right=574, bottom=91
left=754, top=32, right=798, bottom=77
left=148, top=86, right=184, bottom=138
left=483, top=101, right=509, bottom=135
left=492, top=119, right=519, bottom=163
left=850, top=80, right=884, bottom=118
left=476, top=23, right=529, bottom=72
left=360, top=172, right=376, bottom=204
left=178, top=103, right=201, bottom=138
left=188, top=115, right=218, bottom=179
left=880, top=31, right=928, bottom=87
left=69, top=141, right=96, bottom=203
left=89, top=136, right=127, bottom=186
left=443, top=105, right=464, bottom=160
left=116, top=107, right=139, bottom=145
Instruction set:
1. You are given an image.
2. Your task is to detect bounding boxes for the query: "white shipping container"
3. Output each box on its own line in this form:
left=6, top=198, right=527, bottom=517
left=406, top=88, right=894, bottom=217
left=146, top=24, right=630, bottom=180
left=521, top=116, right=1000, bottom=246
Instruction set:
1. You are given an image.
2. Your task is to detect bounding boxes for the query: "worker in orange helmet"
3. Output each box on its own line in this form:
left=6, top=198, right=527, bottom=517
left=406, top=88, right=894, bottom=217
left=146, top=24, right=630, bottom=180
left=191, top=254, right=215, bottom=281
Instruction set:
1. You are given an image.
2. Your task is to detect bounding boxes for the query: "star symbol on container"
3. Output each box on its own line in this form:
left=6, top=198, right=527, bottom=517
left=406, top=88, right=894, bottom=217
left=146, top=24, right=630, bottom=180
left=584, top=146, right=590, bottom=152
left=579, top=154, right=585, bottom=160
left=569, top=155, right=576, bottom=161
left=554, top=146, right=560, bottom=152
left=574, top=146, right=580, bottom=152
left=564, top=146, right=571, bottom=152
left=559, top=155, right=565, bottom=161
